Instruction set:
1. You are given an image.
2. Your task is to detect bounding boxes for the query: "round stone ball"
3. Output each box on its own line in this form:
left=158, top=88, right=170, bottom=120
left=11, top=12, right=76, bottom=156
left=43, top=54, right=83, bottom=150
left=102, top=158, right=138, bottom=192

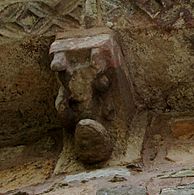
left=75, top=119, right=113, bottom=164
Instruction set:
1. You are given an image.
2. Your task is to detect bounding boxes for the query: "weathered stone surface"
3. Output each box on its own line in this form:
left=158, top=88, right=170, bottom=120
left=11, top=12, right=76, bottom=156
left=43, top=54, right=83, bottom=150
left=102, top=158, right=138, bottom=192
left=166, top=143, right=194, bottom=163
left=161, top=184, right=194, bottom=195
left=97, top=186, right=147, bottom=195
left=119, top=28, right=194, bottom=111
left=0, top=160, right=54, bottom=193
left=54, top=112, right=147, bottom=175
left=93, top=74, right=110, bottom=93
left=0, top=132, right=61, bottom=193
left=2, top=2, right=194, bottom=193
left=113, top=112, right=148, bottom=166
left=1, top=0, right=194, bottom=113
left=50, top=28, right=123, bottom=73
left=0, top=37, right=60, bottom=147
left=159, top=168, right=194, bottom=179
left=134, top=1, right=194, bottom=29
left=97, top=1, right=194, bottom=112
left=170, top=118, right=194, bottom=138
left=12, top=192, right=29, bottom=195
left=50, top=52, right=69, bottom=72
left=50, top=34, right=112, bottom=53
left=56, top=27, right=112, bottom=40
left=0, top=146, right=26, bottom=169
left=75, top=119, right=113, bottom=164
left=0, top=0, right=84, bottom=43
left=64, top=167, right=130, bottom=183
left=51, top=26, right=136, bottom=169
left=84, top=0, right=100, bottom=28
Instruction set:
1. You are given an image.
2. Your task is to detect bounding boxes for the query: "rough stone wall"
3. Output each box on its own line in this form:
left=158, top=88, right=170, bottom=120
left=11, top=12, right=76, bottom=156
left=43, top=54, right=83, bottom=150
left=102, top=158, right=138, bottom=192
left=0, top=0, right=194, bottom=146
left=120, top=28, right=194, bottom=112
left=0, top=37, right=60, bottom=147
left=102, top=0, right=194, bottom=112
left=0, top=0, right=85, bottom=147
left=0, top=0, right=84, bottom=44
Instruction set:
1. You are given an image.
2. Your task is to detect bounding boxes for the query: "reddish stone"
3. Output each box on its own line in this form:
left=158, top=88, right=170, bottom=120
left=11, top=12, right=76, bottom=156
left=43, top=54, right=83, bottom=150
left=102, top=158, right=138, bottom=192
left=50, top=34, right=112, bottom=53
left=50, top=28, right=123, bottom=72
left=50, top=52, right=70, bottom=71
left=171, top=118, right=194, bottom=138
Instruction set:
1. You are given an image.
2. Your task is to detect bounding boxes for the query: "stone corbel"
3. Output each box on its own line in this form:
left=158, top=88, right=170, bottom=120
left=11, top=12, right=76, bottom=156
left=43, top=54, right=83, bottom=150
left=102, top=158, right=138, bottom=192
left=49, top=27, right=123, bottom=164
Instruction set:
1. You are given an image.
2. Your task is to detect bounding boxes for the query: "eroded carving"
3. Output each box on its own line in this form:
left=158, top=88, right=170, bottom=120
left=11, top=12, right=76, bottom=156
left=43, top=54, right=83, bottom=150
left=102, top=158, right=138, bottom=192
left=0, top=0, right=83, bottom=41
left=0, top=0, right=193, bottom=43
left=135, top=0, right=194, bottom=28
left=50, top=27, right=135, bottom=164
